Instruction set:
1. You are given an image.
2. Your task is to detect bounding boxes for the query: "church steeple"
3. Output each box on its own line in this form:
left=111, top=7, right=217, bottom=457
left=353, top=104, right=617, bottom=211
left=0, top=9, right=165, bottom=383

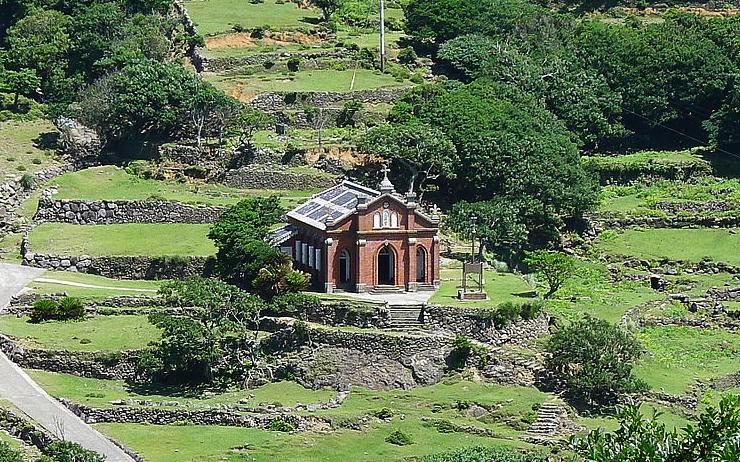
left=379, top=165, right=395, bottom=194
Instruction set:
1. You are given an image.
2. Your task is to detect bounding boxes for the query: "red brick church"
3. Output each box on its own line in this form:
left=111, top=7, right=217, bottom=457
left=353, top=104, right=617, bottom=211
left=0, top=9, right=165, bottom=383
left=271, top=170, right=441, bottom=293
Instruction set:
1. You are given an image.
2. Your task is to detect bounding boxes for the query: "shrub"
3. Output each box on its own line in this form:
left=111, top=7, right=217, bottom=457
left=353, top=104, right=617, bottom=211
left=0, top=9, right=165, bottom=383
left=287, top=57, right=301, bottom=72
left=519, top=300, right=543, bottom=320
left=268, top=419, right=295, bottom=432
left=42, top=440, right=105, bottom=462
left=19, top=172, right=35, bottom=190
left=434, top=419, right=457, bottom=433
left=385, top=429, right=413, bottom=446
left=492, top=301, right=520, bottom=327
left=0, top=441, right=23, bottom=462
left=397, top=47, right=418, bottom=65
left=232, top=23, right=246, bottom=33
left=270, top=292, right=321, bottom=316
left=29, top=299, right=59, bottom=323
left=32, top=158, right=42, bottom=164
left=546, top=316, right=646, bottom=407
left=58, top=297, right=85, bottom=319
left=15, top=165, right=26, bottom=171
left=263, top=60, right=275, bottom=69
left=372, top=408, right=394, bottom=420
left=449, top=335, right=473, bottom=369
left=421, top=446, right=548, bottom=462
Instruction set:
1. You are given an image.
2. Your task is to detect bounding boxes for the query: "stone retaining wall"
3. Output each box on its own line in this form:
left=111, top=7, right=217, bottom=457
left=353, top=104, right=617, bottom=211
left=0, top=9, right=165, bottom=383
left=249, top=88, right=408, bottom=111
left=59, top=398, right=330, bottom=430
left=0, top=334, right=139, bottom=380
left=35, top=196, right=226, bottom=224
left=618, top=256, right=740, bottom=275
left=589, top=214, right=740, bottom=230
left=424, top=308, right=551, bottom=346
left=708, top=286, right=740, bottom=302
left=200, top=48, right=354, bottom=73
left=301, top=301, right=391, bottom=329
left=223, top=166, right=338, bottom=190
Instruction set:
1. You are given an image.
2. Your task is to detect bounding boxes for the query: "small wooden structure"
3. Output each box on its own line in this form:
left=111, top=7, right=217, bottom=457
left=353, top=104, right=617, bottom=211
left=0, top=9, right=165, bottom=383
left=458, top=262, right=488, bottom=301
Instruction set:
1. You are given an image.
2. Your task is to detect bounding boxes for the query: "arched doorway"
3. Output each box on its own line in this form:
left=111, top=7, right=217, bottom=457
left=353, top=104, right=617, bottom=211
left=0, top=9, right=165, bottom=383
left=338, top=249, right=351, bottom=288
left=416, top=246, right=427, bottom=282
left=377, top=246, right=396, bottom=285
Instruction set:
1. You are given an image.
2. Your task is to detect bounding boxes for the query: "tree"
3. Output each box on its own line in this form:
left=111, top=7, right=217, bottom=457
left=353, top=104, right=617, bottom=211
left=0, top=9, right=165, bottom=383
left=209, top=196, right=290, bottom=290
left=0, top=68, right=40, bottom=109
left=190, top=82, right=234, bottom=149
left=230, top=106, right=273, bottom=151
left=146, top=277, right=266, bottom=384
left=546, top=316, right=646, bottom=406
left=359, top=122, right=457, bottom=201
left=524, top=250, right=576, bottom=298
left=572, top=394, right=740, bottom=461
left=437, top=34, right=499, bottom=79
left=314, top=0, right=344, bottom=21
left=705, top=82, right=740, bottom=152
left=78, top=59, right=211, bottom=146
left=304, top=105, right=331, bottom=150
left=6, top=9, right=71, bottom=100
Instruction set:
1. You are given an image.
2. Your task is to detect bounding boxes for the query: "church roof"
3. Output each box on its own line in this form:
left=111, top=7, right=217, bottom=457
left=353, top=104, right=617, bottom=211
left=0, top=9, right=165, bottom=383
left=286, top=181, right=380, bottom=230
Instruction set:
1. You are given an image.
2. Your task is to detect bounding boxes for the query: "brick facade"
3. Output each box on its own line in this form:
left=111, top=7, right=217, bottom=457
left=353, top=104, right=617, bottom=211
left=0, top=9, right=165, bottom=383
left=278, top=181, right=440, bottom=293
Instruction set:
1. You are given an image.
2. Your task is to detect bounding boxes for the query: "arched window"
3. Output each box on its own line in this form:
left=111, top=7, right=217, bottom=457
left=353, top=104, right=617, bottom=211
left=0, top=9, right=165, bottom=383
left=339, top=249, right=350, bottom=283
left=373, top=212, right=381, bottom=229
left=382, top=211, right=390, bottom=228
left=416, top=246, right=427, bottom=282
left=390, top=212, right=398, bottom=228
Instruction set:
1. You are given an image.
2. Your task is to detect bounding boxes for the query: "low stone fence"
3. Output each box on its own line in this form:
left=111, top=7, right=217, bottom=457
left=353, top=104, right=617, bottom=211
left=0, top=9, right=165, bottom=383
left=200, top=48, right=354, bottom=73
left=0, top=405, right=55, bottom=450
left=618, top=256, right=740, bottom=275
left=35, top=197, right=226, bottom=224
left=9, top=293, right=169, bottom=309
left=248, top=88, right=408, bottom=111
left=302, top=301, right=391, bottom=329
left=223, top=166, right=338, bottom=190
left=708, top=286, right=740, bottom=302
left=59, top=398, right=331, bottom=430
left=424, top=307, right=551, bottom=346
left=589, top=214, right=740, bottom=230
left=0, top=334, right=139, bottom=380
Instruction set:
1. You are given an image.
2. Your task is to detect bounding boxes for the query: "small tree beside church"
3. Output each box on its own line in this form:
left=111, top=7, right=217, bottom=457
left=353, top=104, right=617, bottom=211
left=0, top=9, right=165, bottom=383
left=524, top=249, right=576, bottom=298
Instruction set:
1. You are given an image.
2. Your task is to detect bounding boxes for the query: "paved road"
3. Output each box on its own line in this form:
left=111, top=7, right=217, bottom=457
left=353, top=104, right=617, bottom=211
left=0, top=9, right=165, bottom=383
left=0, top=263, right=135, bottom=462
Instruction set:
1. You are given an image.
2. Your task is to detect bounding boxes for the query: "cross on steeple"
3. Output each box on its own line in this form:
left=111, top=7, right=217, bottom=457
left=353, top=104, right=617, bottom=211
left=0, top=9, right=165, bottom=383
left=379, top=164, right=395, bottom=194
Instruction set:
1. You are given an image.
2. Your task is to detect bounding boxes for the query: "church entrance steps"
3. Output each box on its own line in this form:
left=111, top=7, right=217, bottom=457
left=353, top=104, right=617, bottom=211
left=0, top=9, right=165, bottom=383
left=415, top=283, right=437, bottom=292
left=370, top=285, right=405, bottom=294
left=386, top=304, right=424, bottom=328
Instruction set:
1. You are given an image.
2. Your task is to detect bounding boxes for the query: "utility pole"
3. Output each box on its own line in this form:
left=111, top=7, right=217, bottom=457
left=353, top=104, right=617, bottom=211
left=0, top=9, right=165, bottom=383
left=379, top=0, right=386, bottom=72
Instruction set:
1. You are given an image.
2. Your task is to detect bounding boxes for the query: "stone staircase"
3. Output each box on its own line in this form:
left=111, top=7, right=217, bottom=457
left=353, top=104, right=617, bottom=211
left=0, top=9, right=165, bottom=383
left=416, top=283, right=437, bottom=292
left=386, top=304, right=424, bottom=328
left=525, top=401, right=567, bottom=444
left=370, top=285, right=405, bottom=294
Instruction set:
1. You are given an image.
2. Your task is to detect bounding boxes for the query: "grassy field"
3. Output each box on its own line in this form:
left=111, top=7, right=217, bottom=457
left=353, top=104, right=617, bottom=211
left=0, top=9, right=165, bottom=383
left=546, top=261, right=662, bottom=323
left=28, top=223, right=217, bottom=257
left=0, top=232, right=23, bottom=262
left=184, top=0, right=321, bottom=36
left=595, top=228, right=740, bottom=266
left=635, top=326, right=740, bottom=395
left=0, top=119, right=60, bottom=178
left=429, top=270, right=536, bottom=308
left=211, top=68, right=411, bottom=95
left=47, top=166, right=315, bottom=208
left=598, top=177, right=740, bottom=216
left=27, top=371, right=335, bottom=408
left=26, top=271, right=162, bottom=298
left=0, top=315, right=160, bottom=351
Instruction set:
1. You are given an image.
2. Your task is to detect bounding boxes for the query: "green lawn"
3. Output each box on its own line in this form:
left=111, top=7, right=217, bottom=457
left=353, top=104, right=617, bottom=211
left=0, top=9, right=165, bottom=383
left=0, top=315, right=160, bottom=351
left=336, top=31, right=405, bottom=50
left=0, top=232, right=23, bottom=262
left=47, top=165, right=315, bottom=208
left=546, top=261, right=662, bottom=323
left=635, top=326, right=740, bottom=395
left=184, top=0, right=321, bottom=36
left=429, top=270, right=536, bottom=308
left=27, top=271, right=163, bottom=299
left=598, top=177, right=740, bottom=216
left=210, top=68, right=411, bottom=94
left=28, top=223, right=217, bottom=257
left=595, top=228, right=740, bottom=266
left=0, top=119, right=60, bottom=178
left=27, top=371, right=335, bottom=408
left=95, top=420, right=526, bottom=462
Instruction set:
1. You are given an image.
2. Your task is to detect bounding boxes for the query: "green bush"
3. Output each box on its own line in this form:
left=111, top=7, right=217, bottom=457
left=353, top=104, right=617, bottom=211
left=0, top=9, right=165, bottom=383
left=42, top=440, right=105, bottom=461
left=268, top=419, right=295, bottom=432
left=19, top=172, right=34, bottom=190
left=493, top=301, right=521, bottom=327
left=434, top=419, right=457, bottom=433
left=287, top=57, right=301, bottom=72
left=372, top=408, right=394, bottom=420
left=29, top=297, right=85, bottom=322
left=421, top=445, right=547, bottom=462
left=385, top=429, right=413, bottom=446
left=0, top=441, right=23, bottom=462
left=270, top=292, right=321, bottom=316
left=519, top=300, right=543, bottom=320
left=397, top=47, right=418, bottom=65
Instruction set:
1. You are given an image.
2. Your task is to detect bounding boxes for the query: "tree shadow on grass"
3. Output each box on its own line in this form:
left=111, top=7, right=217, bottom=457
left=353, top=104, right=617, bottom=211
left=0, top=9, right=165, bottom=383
left=33, top=132, right=59, bottom=151
left=125, top=381, right=212, bottom=400
left=299, top=17, right=321, bottom=25
left=513, top=291, right=537, bottom=299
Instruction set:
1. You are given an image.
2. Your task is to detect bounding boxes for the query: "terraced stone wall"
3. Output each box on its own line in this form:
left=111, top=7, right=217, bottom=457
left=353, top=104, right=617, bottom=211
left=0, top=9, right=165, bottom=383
left=249, top=88, right=407, bottom=111
left=424, top=308, right=551, bottom=346
left=223, top=165, right=337, bottom=190
left=35, top=197, right=226, bottom=225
